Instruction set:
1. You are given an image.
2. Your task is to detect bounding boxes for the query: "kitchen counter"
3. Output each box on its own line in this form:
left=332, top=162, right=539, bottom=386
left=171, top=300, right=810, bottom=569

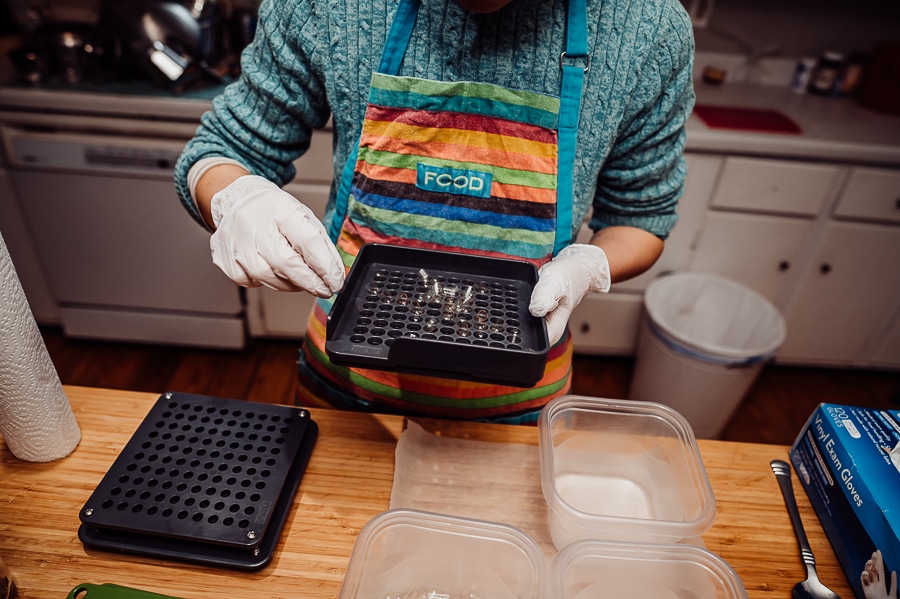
left=689, top=82, right=900, bottom=166
left=0, top=386, right=855, bottom=598
left=0, top=83, right=218, bottom=121
left=2, top=79, right=899, bottom=165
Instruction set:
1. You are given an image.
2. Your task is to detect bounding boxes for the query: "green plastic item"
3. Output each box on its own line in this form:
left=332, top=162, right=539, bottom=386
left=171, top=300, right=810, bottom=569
left=67, top=583, right=183, bottom=599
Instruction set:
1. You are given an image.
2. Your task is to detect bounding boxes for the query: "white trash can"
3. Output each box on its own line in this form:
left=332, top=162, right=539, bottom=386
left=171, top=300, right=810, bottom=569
left=629, top=272, right=786, bottom=439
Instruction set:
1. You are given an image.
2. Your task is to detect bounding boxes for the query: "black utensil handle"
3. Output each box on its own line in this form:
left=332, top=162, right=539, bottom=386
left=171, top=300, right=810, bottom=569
left=770, top=459, right=815, bottom=562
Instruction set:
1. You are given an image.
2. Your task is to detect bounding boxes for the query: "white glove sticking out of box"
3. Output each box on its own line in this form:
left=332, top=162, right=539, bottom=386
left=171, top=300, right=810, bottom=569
left=529, top=243, right=611, bottom=346
left=862, top=550, right=897, bottom=599
left=889, top=441, right=900, bottom=474
left=209, top=175, right=345, bottom=297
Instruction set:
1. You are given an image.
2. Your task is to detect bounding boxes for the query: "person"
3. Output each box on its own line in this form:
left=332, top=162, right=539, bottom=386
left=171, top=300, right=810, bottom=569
left=174, top=0, right=695, bottom=424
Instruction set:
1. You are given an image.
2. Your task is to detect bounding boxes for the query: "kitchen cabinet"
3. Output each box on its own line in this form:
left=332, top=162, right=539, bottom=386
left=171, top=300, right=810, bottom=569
left=870, top=307, right=900, bottom=369
left=0, top=105, right=245, bottom=349
left=688, top=159, right=900, bottom=368
left=10, top=164, right=245, bottom=348
left=777, top=166, right=900, bottom=367
left=706, top=156, right=839, bottom=216
left=688, top=154, right=844, bottom=305
left=0, top=166, right=58, bottom=323
left=778, top=221, right=900, bottom=365
left=690, top=212, right=813, bottom=305
left=566, top=292, right=643, bottom=354
left=832, top=167, right=900, bottom=225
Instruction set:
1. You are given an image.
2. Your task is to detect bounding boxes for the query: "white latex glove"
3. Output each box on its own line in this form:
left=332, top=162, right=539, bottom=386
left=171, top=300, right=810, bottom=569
left=209, top=175, right=345, bottom=296
left=890, top=440, right=900, bottom=473
left=863, top=550, right=897, bottom=599
left=529, top=244, right=611, bottom=345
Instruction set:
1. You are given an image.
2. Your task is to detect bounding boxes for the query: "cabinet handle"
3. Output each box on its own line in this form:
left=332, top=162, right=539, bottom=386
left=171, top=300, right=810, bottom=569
left=820, top=263, right=832, bottom=275
left=580, top=323, right=591, bottom=334
left=895, top=197, right=900, bottom=210
left=778, top=260, right=790, bottom=272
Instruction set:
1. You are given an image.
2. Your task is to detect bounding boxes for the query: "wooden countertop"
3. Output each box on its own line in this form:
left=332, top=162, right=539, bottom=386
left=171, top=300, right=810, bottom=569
left=0, top=386, right=853, bottom=598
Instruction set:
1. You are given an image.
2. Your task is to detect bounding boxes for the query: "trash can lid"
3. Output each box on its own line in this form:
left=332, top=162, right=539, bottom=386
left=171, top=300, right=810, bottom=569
left=644, top=272, right=787, bottom=361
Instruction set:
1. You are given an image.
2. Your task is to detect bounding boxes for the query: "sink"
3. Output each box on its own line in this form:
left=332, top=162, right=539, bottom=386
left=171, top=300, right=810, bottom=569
left=692, top=104, right=802, bottom=134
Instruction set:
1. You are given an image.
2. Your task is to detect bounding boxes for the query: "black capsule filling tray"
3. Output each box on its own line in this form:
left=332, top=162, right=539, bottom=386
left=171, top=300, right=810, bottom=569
left=77, top=392, right=318, bottom=570
left=325, top=244, right=550, bottom=387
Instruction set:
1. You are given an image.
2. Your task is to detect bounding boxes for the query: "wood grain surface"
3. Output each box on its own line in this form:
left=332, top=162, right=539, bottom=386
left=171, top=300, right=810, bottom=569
left=0, top=386, right=855, bottom=599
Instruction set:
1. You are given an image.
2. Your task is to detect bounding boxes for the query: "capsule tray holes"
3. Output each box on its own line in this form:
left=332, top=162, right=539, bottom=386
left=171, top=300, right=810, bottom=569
left=326, top=245, right=550, bottom=387
left=348, top=265, right=531, bottom=350
left=79, top=393, right=312, bottom=549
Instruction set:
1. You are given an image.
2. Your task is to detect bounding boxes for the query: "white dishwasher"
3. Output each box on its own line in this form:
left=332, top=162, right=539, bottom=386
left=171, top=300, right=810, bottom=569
left=0, top=106, right=245, bottom=349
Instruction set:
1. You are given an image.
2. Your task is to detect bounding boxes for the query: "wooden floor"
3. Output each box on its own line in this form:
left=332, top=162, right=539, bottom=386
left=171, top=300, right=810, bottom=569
left=39, top=327, right=900, bottom=446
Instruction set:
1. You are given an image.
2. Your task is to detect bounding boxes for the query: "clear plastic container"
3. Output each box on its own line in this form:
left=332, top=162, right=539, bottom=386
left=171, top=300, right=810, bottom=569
left=338, top=508, right=546, bottom=599
left=538, top=395, right=716, bottom=549
left=551, top=539, right=748, bottom=599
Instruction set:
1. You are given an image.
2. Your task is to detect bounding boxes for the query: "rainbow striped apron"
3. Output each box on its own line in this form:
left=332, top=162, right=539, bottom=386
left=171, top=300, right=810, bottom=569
left=297, top=0, right=589, bottom=424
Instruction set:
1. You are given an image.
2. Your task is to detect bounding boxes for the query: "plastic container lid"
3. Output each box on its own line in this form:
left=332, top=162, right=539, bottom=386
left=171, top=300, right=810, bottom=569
left=551, top=539, right=748, bottom=599
left=338, top=508, right=546, bottom=599
left=539, top=395, right=717, bottom=549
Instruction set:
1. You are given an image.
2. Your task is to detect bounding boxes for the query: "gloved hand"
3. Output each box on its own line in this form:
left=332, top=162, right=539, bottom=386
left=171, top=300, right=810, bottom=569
left=209, top=175, right=345, bottom=296
left=529, top=244, right=611, bottom=345
left=862, top=550, right=897, bottom=599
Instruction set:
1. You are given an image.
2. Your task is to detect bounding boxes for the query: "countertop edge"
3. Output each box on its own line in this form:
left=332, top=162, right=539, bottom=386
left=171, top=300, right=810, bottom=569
left=2, top=82, right=899, bottom=166
left=0, top=86, right=215, bottom=121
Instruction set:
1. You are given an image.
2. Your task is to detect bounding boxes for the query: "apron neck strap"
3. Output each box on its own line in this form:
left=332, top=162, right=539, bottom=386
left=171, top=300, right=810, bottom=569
left=378, top=0, right=421, bottom=74
left=564, top=0, right=588, bottom=59
left=377, top=0, right=590, bottom=76
left=555, top=0, right=590, bottom=254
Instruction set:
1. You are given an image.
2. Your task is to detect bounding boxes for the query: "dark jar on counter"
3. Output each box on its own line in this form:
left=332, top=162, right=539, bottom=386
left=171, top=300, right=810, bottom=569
left=838, top=52, right=869, bottom=96
left=808, top=51, right=844, bottom=96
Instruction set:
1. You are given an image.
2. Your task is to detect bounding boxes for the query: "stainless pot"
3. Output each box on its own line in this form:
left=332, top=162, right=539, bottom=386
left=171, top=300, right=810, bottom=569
left=99, top=0, right=232, bottom=84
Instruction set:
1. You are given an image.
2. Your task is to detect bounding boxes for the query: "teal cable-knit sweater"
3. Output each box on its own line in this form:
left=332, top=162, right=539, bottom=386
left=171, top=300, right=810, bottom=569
left=174, top=0, right=695, bottom=241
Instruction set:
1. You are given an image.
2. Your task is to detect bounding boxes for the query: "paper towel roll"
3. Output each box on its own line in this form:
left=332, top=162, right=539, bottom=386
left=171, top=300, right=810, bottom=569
left=0, top=230, right=81, bottom=462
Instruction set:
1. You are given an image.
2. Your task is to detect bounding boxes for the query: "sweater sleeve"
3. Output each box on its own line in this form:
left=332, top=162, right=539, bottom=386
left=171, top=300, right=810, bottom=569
left=174, top=0, right=332, bottom=227
left=588, top=0, right=695, bottom=240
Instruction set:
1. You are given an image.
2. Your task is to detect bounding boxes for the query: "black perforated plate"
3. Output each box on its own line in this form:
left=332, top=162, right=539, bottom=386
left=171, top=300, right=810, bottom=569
left=326, top=244, right=550, bottom=387
left=78, top=392, right=317, bottom=570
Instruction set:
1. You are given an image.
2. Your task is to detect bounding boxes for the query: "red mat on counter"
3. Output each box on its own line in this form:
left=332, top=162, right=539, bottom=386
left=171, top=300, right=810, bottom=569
left=693, top=105, right=802, bottom=134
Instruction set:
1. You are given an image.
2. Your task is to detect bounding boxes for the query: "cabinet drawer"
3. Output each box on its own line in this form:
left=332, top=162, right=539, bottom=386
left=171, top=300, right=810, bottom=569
left=870, top=309, right=900, bottom=368
left=778, top=222, right=900, bottom=365
left=710, top=157, right=839, bottom=216
left=833, top=167, right=900, bottom=224
left=690, top=212, right=814, bottom=304
left=292, top=129, right=335, bottom=184
left=569, top=292, right=643, bottom=355
left=246, top=286, right=314, bottom=338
